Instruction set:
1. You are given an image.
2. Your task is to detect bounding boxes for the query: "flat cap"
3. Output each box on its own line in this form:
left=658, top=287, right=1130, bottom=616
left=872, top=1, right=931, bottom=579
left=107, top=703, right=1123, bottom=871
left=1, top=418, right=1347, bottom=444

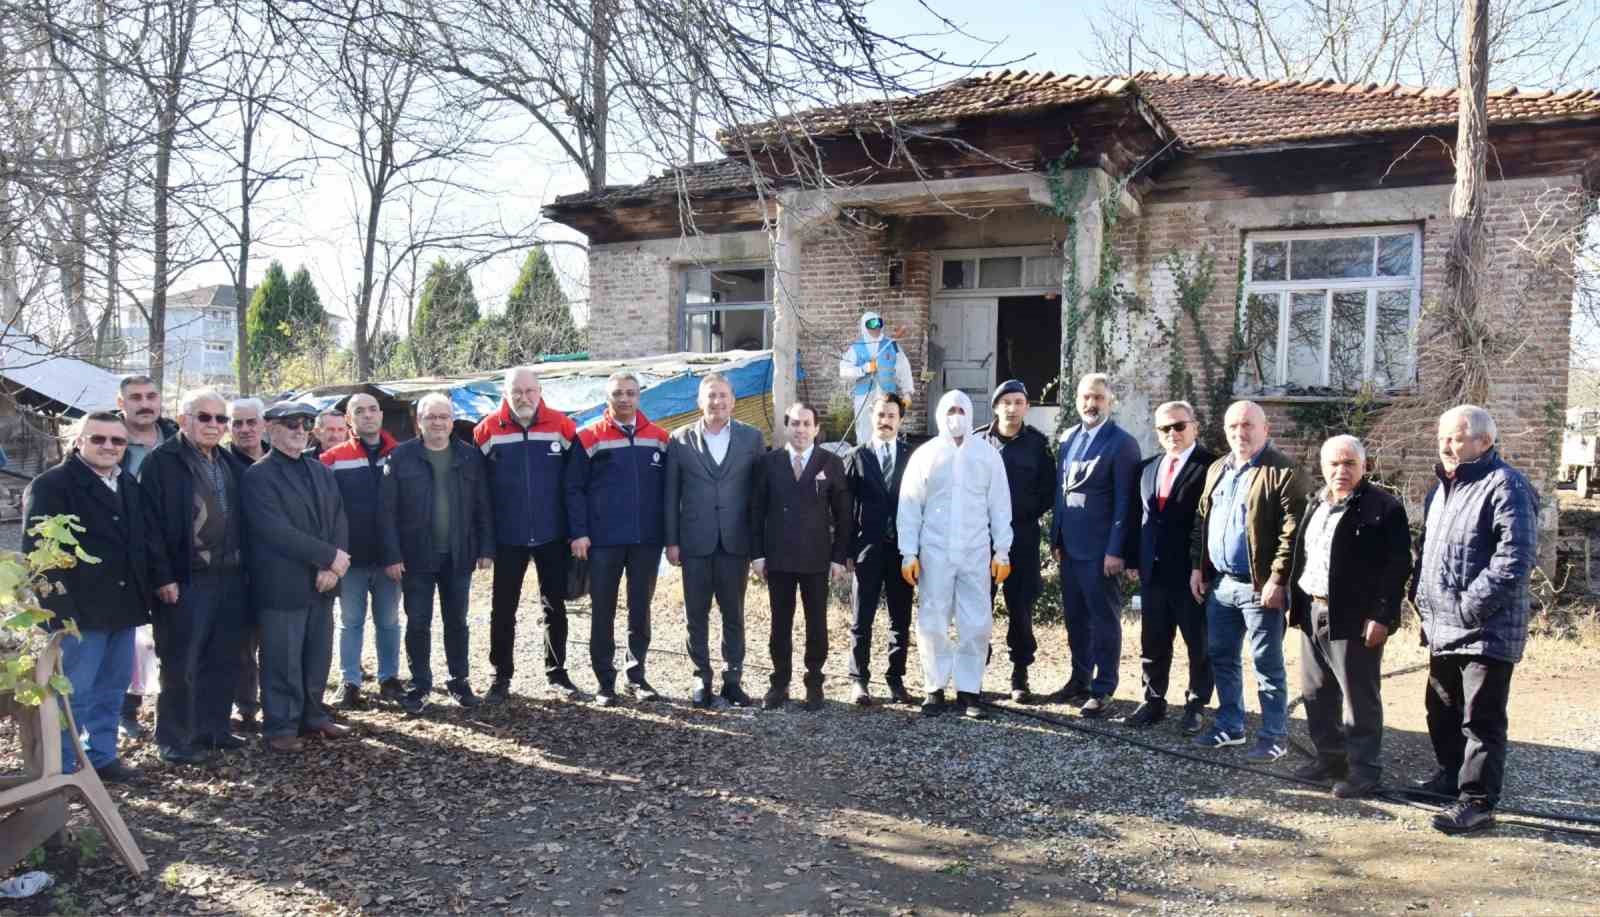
left=263, top=400, right=318, bottom=421
left=990, top=379, right=1029, bottom=407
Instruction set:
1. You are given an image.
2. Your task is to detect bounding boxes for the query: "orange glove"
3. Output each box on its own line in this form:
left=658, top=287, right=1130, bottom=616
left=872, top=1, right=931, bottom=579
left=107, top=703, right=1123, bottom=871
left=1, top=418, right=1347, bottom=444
left=901, top=558, right=920, bottom=586
left=991, top=558, right=1012, bottom=584
left=865, top=360, right=878, bottom=373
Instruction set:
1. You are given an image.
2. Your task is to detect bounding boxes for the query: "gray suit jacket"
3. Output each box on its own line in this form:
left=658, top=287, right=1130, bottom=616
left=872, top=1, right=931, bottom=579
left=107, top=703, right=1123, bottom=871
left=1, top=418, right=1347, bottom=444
left=663, top=419, right=764, bottom=557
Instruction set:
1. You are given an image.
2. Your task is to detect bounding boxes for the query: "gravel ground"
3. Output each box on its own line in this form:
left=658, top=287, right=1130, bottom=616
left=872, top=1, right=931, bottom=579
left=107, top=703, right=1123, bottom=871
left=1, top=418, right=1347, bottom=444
left=3, top=559, right=1598, bottom=915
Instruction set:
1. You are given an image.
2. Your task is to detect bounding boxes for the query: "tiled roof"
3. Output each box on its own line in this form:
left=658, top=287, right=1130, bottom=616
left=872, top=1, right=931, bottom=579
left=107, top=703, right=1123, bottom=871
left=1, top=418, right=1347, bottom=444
left=549, top=158, right=761, bottom=208
left=168, top=284, right=253, bottom=308
left=1133, top=71, right=1600, bottom=150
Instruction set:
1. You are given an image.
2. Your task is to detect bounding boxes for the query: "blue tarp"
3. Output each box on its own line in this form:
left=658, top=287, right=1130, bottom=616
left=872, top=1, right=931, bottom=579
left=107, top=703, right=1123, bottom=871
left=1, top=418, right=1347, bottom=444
left=570, top=355, right=773, bottom=426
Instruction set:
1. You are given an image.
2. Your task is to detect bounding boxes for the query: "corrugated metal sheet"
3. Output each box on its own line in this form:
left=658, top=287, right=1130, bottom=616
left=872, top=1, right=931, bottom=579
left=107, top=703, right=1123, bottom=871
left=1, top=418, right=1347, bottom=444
left=0, top=336, right=123, bottom=415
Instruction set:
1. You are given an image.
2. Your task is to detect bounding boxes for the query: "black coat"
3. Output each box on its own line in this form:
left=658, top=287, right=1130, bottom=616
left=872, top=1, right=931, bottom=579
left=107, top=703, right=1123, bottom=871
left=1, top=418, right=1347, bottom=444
left=750, top=447, right=852, bottom=574
left=140, top=434, right=249, bottom=587
left=377, top=438, right=495, bottom=576
left=21, top=453, right=158, bottom=632
left=843, top=439, right=908, bottom=555
left=1288, top=480, right=1412, bottom=640
left=1126, top=445, right=1217, bottom=588
left=977, top=423, right=1056, bottom=536
left=242, top=449, right=349, bottom=610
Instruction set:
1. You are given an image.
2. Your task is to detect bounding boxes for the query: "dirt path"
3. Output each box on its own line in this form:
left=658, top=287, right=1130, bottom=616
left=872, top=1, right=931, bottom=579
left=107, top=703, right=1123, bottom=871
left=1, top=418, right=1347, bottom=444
left=3, top=566, right=1597, bottom=915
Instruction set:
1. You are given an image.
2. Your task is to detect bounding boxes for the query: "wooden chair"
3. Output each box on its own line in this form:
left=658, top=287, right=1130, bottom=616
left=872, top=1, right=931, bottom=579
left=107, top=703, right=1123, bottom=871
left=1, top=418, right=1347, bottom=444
left=0, top=631, right=148, bottom=876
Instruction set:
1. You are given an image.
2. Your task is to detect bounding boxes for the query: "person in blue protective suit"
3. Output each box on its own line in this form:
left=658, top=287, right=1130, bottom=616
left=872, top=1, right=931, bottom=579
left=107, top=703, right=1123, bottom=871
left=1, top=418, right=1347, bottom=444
left=838, top=311, right=914, bottom=445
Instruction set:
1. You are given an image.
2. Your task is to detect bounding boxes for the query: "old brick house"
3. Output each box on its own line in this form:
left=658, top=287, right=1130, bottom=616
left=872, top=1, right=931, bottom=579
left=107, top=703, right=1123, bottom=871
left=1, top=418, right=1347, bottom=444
left=545, top=71, right=1600, bottom=545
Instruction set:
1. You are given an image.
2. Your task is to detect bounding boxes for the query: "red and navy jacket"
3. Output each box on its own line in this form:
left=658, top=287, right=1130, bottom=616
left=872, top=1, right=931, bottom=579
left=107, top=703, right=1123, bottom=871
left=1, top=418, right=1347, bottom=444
left=320, top=431, right=399, bottom=566
left=565, top=409, right=669, bottom=548
left=473, top=399, right=577, bottom=547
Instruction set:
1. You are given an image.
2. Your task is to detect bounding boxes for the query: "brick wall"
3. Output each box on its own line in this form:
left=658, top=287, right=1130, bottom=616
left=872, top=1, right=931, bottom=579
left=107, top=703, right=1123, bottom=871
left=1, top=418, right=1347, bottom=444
left=586, top=245, right=675, bottom=358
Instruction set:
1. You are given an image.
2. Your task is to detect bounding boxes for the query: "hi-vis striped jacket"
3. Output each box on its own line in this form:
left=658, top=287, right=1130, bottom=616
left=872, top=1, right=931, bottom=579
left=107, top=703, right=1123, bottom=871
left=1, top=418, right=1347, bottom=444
left=320, top=431, right=399, bottom=565
left=473, top=399, right=578, bottom=547
left=565, top=409, right=669, bottom=547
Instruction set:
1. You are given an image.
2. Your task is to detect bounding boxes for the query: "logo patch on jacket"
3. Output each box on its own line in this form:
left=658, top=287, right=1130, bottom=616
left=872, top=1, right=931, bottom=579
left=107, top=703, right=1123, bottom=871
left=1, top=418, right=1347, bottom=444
left=550, top=441, right=561, bottom=453
left=651, top=452, right=662, bottom=465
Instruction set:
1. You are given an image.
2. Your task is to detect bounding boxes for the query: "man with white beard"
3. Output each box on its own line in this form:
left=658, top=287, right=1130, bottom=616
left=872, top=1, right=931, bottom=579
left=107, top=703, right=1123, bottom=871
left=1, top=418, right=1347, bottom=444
left=897, top=390, right=1013, bottom=718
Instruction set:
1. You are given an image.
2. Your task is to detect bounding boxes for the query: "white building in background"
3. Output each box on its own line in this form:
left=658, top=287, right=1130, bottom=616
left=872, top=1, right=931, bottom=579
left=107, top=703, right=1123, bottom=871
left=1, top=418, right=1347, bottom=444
left=121, top=284, right=250, bottom=390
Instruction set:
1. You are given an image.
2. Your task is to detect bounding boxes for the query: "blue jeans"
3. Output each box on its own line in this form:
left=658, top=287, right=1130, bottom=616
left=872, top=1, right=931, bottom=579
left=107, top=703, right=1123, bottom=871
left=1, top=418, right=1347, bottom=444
left=58, top=628, right=136, bottom=771
left=337, top=564, right=401, bottom=686
left=1206, top=576, right=1288, bottom=740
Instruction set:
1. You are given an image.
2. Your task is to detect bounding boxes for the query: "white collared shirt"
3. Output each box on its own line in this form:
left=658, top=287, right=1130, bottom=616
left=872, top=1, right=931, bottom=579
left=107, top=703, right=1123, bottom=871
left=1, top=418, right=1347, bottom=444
left=873, top=436, right=897, bottom=470
left=702, top=421, right=731, bottom=464
left=1159, top=442, right=1198, bottom=487
left=785, top=443, right=814, bottom=470
left=79, top=455, right=118, bottom=493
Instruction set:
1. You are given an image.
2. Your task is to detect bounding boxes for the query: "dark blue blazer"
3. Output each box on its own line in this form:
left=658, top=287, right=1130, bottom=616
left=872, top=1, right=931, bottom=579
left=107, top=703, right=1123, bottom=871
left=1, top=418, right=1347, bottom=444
left=1050, top=419, right=1141, bottom=562
left=844, top=439, right=908, bottom=556
left=1127, top=445, right=1217, bottom=587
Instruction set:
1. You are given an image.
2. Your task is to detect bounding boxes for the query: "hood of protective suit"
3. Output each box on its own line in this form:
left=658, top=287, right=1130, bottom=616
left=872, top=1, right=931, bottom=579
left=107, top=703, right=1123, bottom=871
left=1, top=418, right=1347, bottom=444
left=859, top=311, right=884, bottom=343
left=936, top=389, right=974, bottom=442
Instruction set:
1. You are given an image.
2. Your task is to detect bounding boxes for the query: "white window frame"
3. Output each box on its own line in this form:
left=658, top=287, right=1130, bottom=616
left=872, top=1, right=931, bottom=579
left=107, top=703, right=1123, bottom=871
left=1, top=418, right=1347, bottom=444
left=934, top=246, right=1063, bottom=297
left=1242, top=225, right=1422, bottom=392
left=203, top=342, right=229, bottom=353
left=677, top=262, right=774, bottom=353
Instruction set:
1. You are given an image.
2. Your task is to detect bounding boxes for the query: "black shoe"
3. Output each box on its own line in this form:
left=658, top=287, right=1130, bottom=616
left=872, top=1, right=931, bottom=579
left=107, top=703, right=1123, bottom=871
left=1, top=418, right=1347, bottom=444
left=379, top=678, right=407, bottom=703
left=448, top=681, right=481, bottom=708
left=1433, top=799, right=1495, bottom=834
left=399, top=688, right=428, bottom=715
left=802, top=684, right=824, bottom=711
left=593, top=689, right=618, bottom=708
left=957, top=691, right=984, bottom=719
left=626, top=681, right=661, bottom=702
left=1116, top=701, right=1166, bottom=727
left=1079, top=694, right=1111, bottom=718
left=1333, top=775, right=1381, bottom=799
left=94, top=760, right=142, bottom=784
left=1406, top=769, right=1459, bottom=801
left=690, top=685, right=712, bottom=709
left=762, top=687, right=789, bottom=710
left=1179, top=704, right=1205, bottom=736
left=1010, top=686, right=1035, bottom=704
left=921, top=689, right=946, bottom=716
left=721, top=683, right=753, bottom=708
left=885, top=679, right=917, bottom=705
left=485, top=680, right=512, bottom=705
left=1049, top=679, right=1091, bottom=704
left=210, top=733, right=248, bottom=751
left=118, top=715, right=147, bottom=742
left=850, top=683, right=873, bottom=707
left=547, top=672, right=581, bottom=699
left=159, top=745, right=213, bottom=766
left=339, top=683, right=367, bottom=710
left=1292, top=759, right=1347, bottom=785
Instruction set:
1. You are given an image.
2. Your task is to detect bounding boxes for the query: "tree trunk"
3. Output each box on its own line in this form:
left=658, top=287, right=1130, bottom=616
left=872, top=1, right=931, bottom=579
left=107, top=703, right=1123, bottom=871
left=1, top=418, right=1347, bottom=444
left=150, top=102, right=174, bottom=391
left=1443, top=0, right=1490, bottom=405
left=354, top=191, right=385, bottom=380
left=234, top=104, right=256, bottom=394
left=588, top=0, right=611, bottom=191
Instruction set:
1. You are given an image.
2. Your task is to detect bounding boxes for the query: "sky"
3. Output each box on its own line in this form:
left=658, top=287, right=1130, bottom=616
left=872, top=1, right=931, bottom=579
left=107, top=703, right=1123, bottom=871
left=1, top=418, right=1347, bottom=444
left=167, top=0, right=1105, bottom=343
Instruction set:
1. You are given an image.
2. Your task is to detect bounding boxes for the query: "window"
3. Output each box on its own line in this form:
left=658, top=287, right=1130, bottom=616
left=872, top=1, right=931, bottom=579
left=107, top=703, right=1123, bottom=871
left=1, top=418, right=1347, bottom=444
left=1241, top=227, right=1420, bottom=392
left=204, top=342, right=229, bottom=353
left=937, top=251, right=1061, bottom=292
left=206, top=309, right=232, bottom=322
left=680, top=265, right=773, bottom=353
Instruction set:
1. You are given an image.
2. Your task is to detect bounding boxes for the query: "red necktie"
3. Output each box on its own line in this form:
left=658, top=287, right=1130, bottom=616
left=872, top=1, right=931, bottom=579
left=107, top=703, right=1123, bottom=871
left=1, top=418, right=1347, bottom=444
left=1157, top=456, right=1179, bottom=511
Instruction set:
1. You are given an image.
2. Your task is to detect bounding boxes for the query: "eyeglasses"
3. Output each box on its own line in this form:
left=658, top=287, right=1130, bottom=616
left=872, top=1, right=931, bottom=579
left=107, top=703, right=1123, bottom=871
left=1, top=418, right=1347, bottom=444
left=1156, top=421, right=1191, bottom=434
left=231, top=417, right=259, bottom=427
left=86, top=434, right=129, bottom=447
left=193, top=411, right=228, bottom=425
left=274, top=418, right=312, bottom=431
left=864, top=318, right=884, bottom=330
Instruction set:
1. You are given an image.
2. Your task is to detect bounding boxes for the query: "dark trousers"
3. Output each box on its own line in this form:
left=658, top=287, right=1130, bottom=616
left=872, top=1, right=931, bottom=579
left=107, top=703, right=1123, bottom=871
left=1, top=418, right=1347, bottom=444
left=1139, top=578, right=1213, bottom=708
left=991, top=530, right=1042, bottom=683
left=259, top=600, right=335, bottom=739
left=681, top=549, right=748, bottom=688
left=490, top=541, right=570, bottom=681
left=850, top=542, right=913, bottom=683
left=1426, top=654, right=1515, bottom=805
left=1299, top=604, right=1384, bottom=780
left=234, top=627, right=261, bottom=718
left=768, top=570, right=829, bottom=689
left=588, top=543, right=660, bottom=690
left=154, top=568, right=246, bottom=751
left=1060, top=555, right=1124, bottom=695
left=401, top=556, right=472, bottom=693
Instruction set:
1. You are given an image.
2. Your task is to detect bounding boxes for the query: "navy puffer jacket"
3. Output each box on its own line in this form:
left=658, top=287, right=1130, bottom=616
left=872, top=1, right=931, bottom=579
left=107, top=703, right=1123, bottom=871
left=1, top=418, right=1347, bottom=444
left=1411, top=448, right=1537, bottom=664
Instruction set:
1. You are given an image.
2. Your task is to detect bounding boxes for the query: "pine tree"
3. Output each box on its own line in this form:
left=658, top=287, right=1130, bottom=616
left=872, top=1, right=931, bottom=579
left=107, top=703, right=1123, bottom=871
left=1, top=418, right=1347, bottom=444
left=503, top=247, right=581, bottom=361
left=286, top=266, right=326, bottom=333
left=243, top=261, right=292, bottom=384
left=413, top=258, right=481, bottom=373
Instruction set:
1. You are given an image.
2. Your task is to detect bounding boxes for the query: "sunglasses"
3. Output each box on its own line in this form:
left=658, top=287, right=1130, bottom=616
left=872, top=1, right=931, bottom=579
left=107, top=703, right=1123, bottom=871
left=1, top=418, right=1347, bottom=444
left=86, top=434, right=129, bottom=447
left=193, top=411, right=228, bottom=425
left=274, top=418, right=313, bottom=431
left=1156, top=421, right=1191, bottom=434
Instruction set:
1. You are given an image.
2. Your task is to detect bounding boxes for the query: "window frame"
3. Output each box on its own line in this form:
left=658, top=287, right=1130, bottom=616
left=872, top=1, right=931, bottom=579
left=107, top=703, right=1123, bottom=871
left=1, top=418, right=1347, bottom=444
left=677, top=262, right=774, bottom=354
left=1242, top=225, right=1422, bottom=392
left=934, top=246, right=1063, bottom=297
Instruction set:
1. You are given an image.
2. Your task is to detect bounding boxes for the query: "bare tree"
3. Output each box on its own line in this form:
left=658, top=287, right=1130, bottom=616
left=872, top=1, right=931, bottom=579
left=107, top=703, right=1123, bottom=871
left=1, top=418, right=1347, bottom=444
left=1438, top=0, right=1492, bottom=405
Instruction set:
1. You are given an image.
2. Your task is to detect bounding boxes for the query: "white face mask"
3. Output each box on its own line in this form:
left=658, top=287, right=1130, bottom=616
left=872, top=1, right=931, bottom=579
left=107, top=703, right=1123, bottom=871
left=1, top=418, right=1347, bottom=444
left=942, top=412, right=965, bottom=436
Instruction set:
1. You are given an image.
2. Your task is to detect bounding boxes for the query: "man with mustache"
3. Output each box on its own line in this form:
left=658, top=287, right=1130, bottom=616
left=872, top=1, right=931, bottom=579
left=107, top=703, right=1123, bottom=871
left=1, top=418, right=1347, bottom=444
left=115, top=374, right=177, bottom=741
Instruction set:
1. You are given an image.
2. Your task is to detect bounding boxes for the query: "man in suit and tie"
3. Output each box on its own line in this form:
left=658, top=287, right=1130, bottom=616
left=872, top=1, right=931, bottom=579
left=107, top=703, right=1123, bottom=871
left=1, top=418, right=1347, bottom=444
left=1049, top=372, right=1141, bottom=717
left=1119, top=400, right=1217, bottom=733
left=664, top=373, right=764, bottom=709
left=843, top=392, right=915, bottom=706
left=751, top=400, right=852, bottom=711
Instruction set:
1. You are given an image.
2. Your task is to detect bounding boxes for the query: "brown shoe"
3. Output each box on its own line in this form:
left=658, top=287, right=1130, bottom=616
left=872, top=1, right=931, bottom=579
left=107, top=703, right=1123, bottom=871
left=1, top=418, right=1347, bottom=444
left=265, top=735, right=304, bottom=753
left=302, top=721, right=351, bottom=739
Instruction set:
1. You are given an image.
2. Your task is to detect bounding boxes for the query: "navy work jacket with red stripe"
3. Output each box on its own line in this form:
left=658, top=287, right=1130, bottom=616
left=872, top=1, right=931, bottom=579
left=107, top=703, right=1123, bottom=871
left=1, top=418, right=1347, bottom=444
left=320, top=431, right=399, bottom=566
left=473, top=399, right=578, bottom=547
left=565, top=409, right=669, bottom=547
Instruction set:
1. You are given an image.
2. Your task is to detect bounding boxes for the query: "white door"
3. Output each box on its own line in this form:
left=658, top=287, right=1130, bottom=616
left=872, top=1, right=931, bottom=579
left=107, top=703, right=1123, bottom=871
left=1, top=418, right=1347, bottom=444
left=928, top=297, right=997, bottom=430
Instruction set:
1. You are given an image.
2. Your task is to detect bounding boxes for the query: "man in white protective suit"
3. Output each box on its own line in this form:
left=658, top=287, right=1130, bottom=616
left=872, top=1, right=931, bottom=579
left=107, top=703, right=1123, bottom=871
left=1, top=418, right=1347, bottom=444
left=839, top=311, right=915, bottom=445
left=897, top=389, right=1013, bottom=719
